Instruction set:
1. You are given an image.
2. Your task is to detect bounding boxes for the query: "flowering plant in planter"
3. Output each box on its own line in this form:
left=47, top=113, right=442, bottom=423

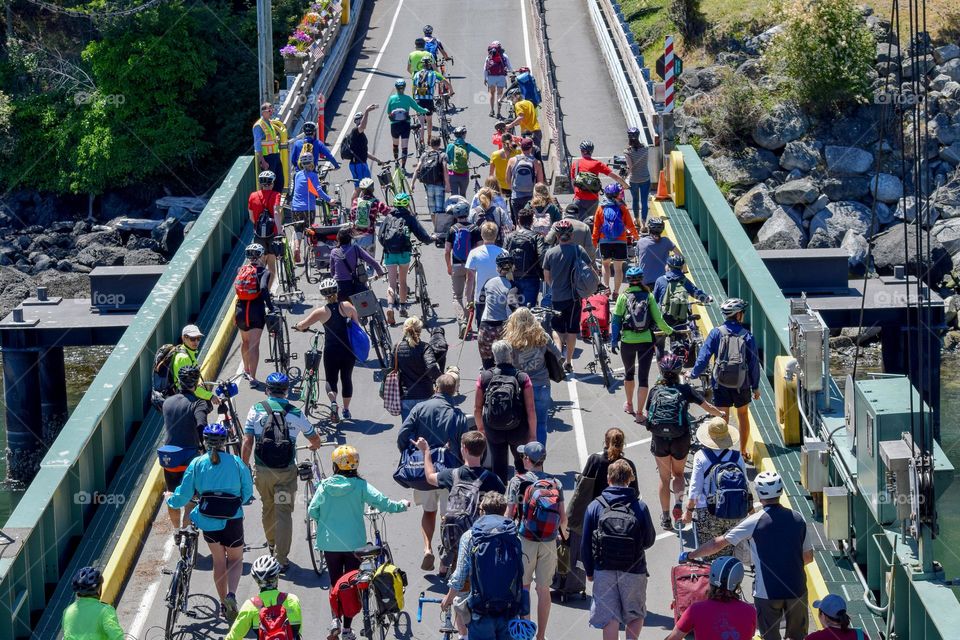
left=280, top=0, right=339, bottom=64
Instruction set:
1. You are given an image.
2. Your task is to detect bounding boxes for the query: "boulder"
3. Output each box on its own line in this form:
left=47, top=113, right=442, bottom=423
left=869, top=173, right=904, bottom=203
left=75, top=245, right=126, bottom=268
left=30, top=254, right=56, bottom=274
left=51, top=220, right=74, bottom=233
left=752, top=102, right=808, bottom=150
left=822, top=176, right=871, bottom=201
left=942, top=141, right=960, bottom=166
left=943, top=81, right=960, bottom=100
left=152, top=217, right=185, bottom=255
left=841, top=228, right=870, bottom=274
left=901, top=55, right=935, bottom=80
left=126, top=235, right=162, bottom=252
left=75, top=229, right=122, bottom=251
left=933, top=175, right=960, bottom=219
left=734, top=183, right=779, bottom=224
left=704, top=148, right=778, bottom=188
left=774, top=178, right=819, bottom=205
left=876, top=42, right=899, bottom=63
left=942, top=59, right=960, bottom=82
left=934, top=44, right=960, bottom=65
left=870, top=224, right=952, bottom=286
left=755, top=206, right=807, bottom=250
left=808, top=201, right=877, bottom=248
left=895, top=196, right=939, bottom=226
left=825, top=145, right=874, bottom=176
left=693, top=67, right=722, bottom=91
left=156, top=196, right=207, bottom=214
left=123, top=249, right=166, bottom=266
left=56, top=259, right=74, bottom=272
left=736, top=58, right=764, bottom=80
left=932, top=218, right=960, bottom=259
left=0, top=266, right=35, bottom=319
left=779, top=141, right=821, bottom=171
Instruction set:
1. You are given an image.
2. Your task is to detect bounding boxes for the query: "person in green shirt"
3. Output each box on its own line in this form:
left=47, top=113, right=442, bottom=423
left=407, top=37, right=433, bottom=76
left=226, top=555, right=304, bottom=639
left=386, top=78, right=428, bottom=169
left=171, top=324, right=218, bottom=404
left=62, top=567, right=125, bottom=640
left=610, top=265, right=674, bottom=420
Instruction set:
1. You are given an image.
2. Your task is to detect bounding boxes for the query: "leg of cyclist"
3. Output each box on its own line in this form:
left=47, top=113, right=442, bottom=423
left=226, top=543, right=244, bottom=598
left=601, top=257, right=612, bottom=291
left=634, top=342, right=656, bottom=423
left=620, top=342, right=638, bottom=414
left=670, top=454, right=687, bottom=522
left=392, top=131, right=400, bottom=162
left=488, top=83, right=496, bottom=117
left=323, top=351, right=342, bottom=421
left=340, top=358, right=354, bottom=417
left=385, top=262, right=400, bottom=324
left=209, top=542, right=229, bottom=601
left=451, top=264, right=467, bottom=323
left=398, top=262, right=410, bottom=315
left=611, top=259, right=624, bottom=298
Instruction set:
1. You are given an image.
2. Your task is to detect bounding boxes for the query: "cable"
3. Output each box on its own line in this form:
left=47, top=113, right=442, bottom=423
left=21, top=0, right=169, bottom=19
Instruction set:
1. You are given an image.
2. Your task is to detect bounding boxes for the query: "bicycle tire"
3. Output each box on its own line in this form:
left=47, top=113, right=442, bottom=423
left=415, top=262, right=431, bottom=319
left=303, top=372, right=319, bottom=417
left=414, top=131, right=425, bottom=157
left=303, top=242, right=313, bottom=283
left=304, top=481, right=327, bottom=576
left=164, top=566, right=183, bottom=639
left=383, top=184, right=396, bottom=207
left=598, top=339, right=613, bottom=390
left=369, top=318, right=388, bottom=368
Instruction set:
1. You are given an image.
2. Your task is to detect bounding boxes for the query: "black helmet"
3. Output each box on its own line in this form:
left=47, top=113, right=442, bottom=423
left=177, top=364, right=201, bottom=390
left=72, top=566, right=103, bottom=597
left=453, top=125, right=467, bottom=138
left=495, top=253, right=515, bottom=270
left=302, top=122, right=317, bottom=136
left=627, top=127, right=640, bottom=140
left=647, top=217, right=664, bottom=233
left=667, top=254, right=686, bottom=269
left=415, top=37, right=426, bottom=48
left=580, top=140, right=594, bottom=154
left=423, top=24, right=434, bottom=36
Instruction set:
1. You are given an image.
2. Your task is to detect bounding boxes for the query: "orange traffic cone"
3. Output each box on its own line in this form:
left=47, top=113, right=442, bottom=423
left=654, top=169, right=670, bottom=201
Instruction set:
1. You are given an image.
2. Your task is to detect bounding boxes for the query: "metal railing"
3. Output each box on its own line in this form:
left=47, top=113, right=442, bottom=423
left=531, top=0, right=571, bottom=186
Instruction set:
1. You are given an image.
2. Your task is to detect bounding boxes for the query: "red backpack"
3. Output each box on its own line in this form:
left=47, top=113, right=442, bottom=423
left=520, top=477, right=562, bottom=541
left=486, top=50, right=506, bottom=76
left=251, top=593, right=294, bottom=640
left=235, top=264, right=260, bottom=301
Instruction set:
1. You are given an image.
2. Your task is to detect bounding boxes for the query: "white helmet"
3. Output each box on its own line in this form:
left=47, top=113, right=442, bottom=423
left=251, top=555, right=281, bottom=586
left=754, top=471, right=783, bottom=500
left=319, top=278, right=338, bottom=296
left=720, top=297, right=747, bottom=317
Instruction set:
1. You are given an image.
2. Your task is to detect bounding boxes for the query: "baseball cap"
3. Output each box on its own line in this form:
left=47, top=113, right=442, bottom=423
left=518, top=441, right=546, bottom=463
left=181, top=324, right=204, bottom=338
left=813, top=594, right=847, bottom=619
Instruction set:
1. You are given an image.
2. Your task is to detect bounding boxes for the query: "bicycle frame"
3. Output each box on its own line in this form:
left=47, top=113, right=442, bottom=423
left=165, top=525, right=199, bottom=638
left=212, top=375, right=244, bottom=455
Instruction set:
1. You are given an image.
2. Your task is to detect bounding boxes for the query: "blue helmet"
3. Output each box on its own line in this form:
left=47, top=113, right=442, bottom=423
left=709, top=556, right=745, bottom=591
left=625, top=265, right=644, bottom=283
left=394, top=78, right=406, bottom=89
left=604, top=183, right=623, bottom=198
left=508, top=618, right=536, bottom=640
left=202, top=423, right=229, bottom=448
left=265, top=371, right=290, bottom=393
left=667, top=254, right=686, bottom=269
left=72, top=566, right=103, bottom=596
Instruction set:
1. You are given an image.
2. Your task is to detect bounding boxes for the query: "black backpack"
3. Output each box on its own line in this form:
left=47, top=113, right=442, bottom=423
left=255, top=399, right=294, bottom=468
left=417, top=150, right=445, bottom=185
left=440, top=468, right=490, bottom=557
left=622, top=291, right=651, bottom=332
left=646, top=385, right=689, bottom=439
left=379, top=214, right=410, bottom=253
left=340, top=130, right=356, bottom=161
left=591, top=496, right=643, bottom=571
left=505, top=229, right=541, bottom=279
left=482, top=368, right=524, bottom=431
left=255, top=210, right=277, bottom=238
left=151, top=344, right=182, bottom=411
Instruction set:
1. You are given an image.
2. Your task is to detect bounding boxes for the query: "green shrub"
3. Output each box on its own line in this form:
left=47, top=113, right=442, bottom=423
left=769, top=0, right=874, bottom=110
left=690, top=70, right=770, bottom=148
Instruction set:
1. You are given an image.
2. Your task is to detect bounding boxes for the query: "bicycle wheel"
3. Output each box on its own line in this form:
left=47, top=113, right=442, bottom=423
left=369, top=318, right=388, bottom=368
left=303, top=242, right=313, bottom=283
left=383, top=184, right=395, bottom=207
left=414, top=130, right=425, bottom=156
left=415, top=262, right=431, bottom=319
left=164, top=567, right=183, bottom=639
left=597, top=338, right=613, bottom=390
left=304, top=481, right=327, bottom=576
left=303, top=372, right=319, bottom=417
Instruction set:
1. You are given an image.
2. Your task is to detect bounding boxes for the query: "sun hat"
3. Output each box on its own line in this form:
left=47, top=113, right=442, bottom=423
left=696, top=417, right=740, bottom=450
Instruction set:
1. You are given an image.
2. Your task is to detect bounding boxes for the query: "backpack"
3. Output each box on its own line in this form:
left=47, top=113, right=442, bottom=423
left=451, top=144, right=469, bottom=174
left=413, top=70, right=433, bottom=98
left=451, top=223, right=473, bottom=262
left=424, top=38, right=440, bottom=57
left=713, top=325, right=749, bottom=389
left=251, top=593, right=294, bottom=640
left=664, top=279, right=689, bottom=322
left=441, top=468, right=490, bottom=556
left=531, top=206, right=552, bottom=236
left=255, top=210, right=277, bottom=238
left=485, top=51, right=506, bottom=76
left=379, top=214, right=410, bottom=253
left=254, top=399, right=294, bottom=468
left=482, top=368, right=524, bottom=431
left=469, top=516, right=524, bottom=616
left=510, top=156, right=536, bottom=195
left=704, top=450, right=750, bottom=519
left=570, top=247, right=600, bottom=299
left=506, top=229, right=540, bottom=279
left=600, top=201, right=625, bottom=241
left=516, top=71, right=541, bottom=106
left=235, top=264, right=261, bottom=301
left=340, top=130, right=356, bottom=161
left=418, top=150, right=445, bottom=185
left=520, top=477, right=563, bottom=541
left=573, top=160, right=602, bottom=194
left=354, top=198, right=373, bottom=232
left=151, top=343, right=181, bottom=409
left=591, top=496, right=643, bottom=571
left=646, top=385, right=689, bottom=439
left=371, top=563, right=408, bottom=614
left=622, top=291, right=651, bottom=332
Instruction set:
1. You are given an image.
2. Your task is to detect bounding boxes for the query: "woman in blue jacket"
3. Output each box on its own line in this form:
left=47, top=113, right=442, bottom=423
left=167, top=423, right=253, bottom=622
left=309, top=444, right=409, bottom=639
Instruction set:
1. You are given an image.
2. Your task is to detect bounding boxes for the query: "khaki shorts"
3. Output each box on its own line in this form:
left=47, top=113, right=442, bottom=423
left=413, top=487, right=449, bottom=513
left=588, top=570, right=648, bottom=628
left=521, top=537, right=558, bottom=587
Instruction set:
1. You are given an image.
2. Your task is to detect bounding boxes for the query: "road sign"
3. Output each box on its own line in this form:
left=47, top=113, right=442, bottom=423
left=655, top=54, right=683, bottom=79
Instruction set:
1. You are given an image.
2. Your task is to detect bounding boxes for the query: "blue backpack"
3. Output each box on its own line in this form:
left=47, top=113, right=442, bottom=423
left=469, top=516, right=525, bottom=616
left=600, top=201, right=625, bottom=240
left=424, top=38, right=440, bottom=57
left=451, top=224, right=473, bottom=262
left=704, top=450, right=750, bottom=519
left=516, top=71, right=541, bottom=106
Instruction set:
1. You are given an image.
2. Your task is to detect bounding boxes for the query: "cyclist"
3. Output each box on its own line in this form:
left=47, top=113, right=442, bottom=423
left=634, top=216, right=677, bottom=288
left=171, top=324, right=216, bottom=403
left=386, top=78, right=428, bottom=168
left=407, top=37, right=433, bottom=75
left=505, top=92, right=542, bottom=151
left=248, top=170, right=282, bottom=289
left=570, top=140, right=628, bottom=222
left=478, top=254, right=521, bottom=369
left=253, top=102, right=285, bottom=195
left=290, top=153, right=331, bottom=263
left=665, top=557, right=756, bottom=640
left=652, top=254, right=713, bottom=326
left=289, top=121, right=339, bottom=174
left=505, top=137, right=544, bottom=219
left=342, top=105, right=382, bottom=202
left=422, top=24, right=453, bottom=66
left=167, top=423, right=253, bottom=622
left=610, top=265, right=674, bottom=421
left=592, top=183, right=639, bottom=298
left=161, top=365, right=212, bottom=529
left=235, top=244, right=275, bottom=387
left=329, top=226, right=384, bottom=300
left=293, top=278, right=363, bottom=421
left=624, top=127, right=652, bottom=228
left=242, top=372, right=322, bottom=572
left=490, top=133, right=520, bottom=200
left=544, top=203, right=596, bottom=261
left=447, top=126, right=490, bottom=196
left=541, top=219, right=594, bottom=372
left=351, top=177, right=388, bottom=256
left=444, top=198, right=479, bottom=329
left=412, top=58, right=451, bottom=153
left=483, top=41, right=512, bottom=118
left=226, top=555, right=305, bottom=640
left=61, top=567, right=125, bottom=639
left=377, top=192, right=435, bottom=324
left=413, top=136, right=451, bottom=230
left=308, top=445, right=410, bottom=640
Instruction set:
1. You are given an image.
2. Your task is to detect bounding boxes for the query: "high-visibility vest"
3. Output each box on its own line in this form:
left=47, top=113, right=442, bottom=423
left=255, top=117, right=279, bottom=155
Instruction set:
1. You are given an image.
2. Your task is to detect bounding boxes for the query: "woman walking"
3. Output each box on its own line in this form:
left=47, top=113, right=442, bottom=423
left=235, top=243, right=275, bottom=388
left=527, top=182, right=562, bottom=235
left=329, top=226, right=385, bottom=301
left=624, top=127, right=651, bottom=228
left=293, top=278, right=361, bottom=422
left=395, top=316, right=441, bottom=420
left=502, top=307, right=561, bottom=445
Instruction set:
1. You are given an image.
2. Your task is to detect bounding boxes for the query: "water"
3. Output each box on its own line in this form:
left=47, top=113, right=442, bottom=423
left=0, top=346, right=112, bottom=525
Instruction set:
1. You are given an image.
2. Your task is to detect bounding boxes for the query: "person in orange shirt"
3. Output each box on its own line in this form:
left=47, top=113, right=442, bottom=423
left=488, top=133, right=521, bottom=200
left=592, top=183, right=639, bottom=298
left=491, top=122, right=507, bottom=150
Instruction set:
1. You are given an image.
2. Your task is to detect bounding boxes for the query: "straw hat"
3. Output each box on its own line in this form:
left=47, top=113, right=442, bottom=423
left=697, top=417, right=739, bottom=450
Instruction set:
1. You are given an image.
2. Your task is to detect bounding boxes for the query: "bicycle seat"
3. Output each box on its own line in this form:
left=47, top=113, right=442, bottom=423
left=354, top=543, right=383, bottom=560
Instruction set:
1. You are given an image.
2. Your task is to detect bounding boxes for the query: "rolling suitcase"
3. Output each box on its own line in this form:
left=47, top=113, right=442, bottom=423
left=671, top=521, right=711, bottom=623
left=579, top=292, right=610, bottom=339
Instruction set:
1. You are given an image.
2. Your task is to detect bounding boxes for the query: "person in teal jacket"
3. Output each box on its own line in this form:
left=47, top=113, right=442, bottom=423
left=309, top=444, right=409, bottom=640
left=167, top=423, right=254, bottom=623
left=446, top=126, right=490, bottom=197
left=610, top=265, right=674, bottom=422
left=62, top=566, right=125, bottom=640
left=386, top=78, right=428, bottom=168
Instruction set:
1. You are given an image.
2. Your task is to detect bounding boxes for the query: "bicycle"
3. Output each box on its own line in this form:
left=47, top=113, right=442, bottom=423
left=350, top=284, right=394, bottom=368
left=265, top=308, right=301, bottom=380
left=410, top=242, right=435, bottom=321
left=469, top=162, right=490, bottom=195
left=417, top=592, right=457, bottom=640
left=377, top=156, right=417, bottom=213
left=296, top=445, right=328, bottom=577
left=654, top=325, right=712, bottom=402
left=411, top=119, right=426, bottom=157
left=211, top=374, right=244, bottom=456
left=583, top=298, right=614, bottom=390
left=294, top=327, right=330, bottom=420
left=275, top=223, right=304, bottom=303
left=164, top=524, right=199, bottom=639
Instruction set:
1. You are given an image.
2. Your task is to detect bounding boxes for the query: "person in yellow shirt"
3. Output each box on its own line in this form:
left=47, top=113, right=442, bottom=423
left=61, top=567, right=125, bottom=640
left=226, top=555, right=305, bottom=639
left=506, top=93, right=541, bottom=150
left=488, top=133, right=521, bottom=200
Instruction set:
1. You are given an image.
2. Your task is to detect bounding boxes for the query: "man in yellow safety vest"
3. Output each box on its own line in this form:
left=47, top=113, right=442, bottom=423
left=253, top=102, right=285, bottom=195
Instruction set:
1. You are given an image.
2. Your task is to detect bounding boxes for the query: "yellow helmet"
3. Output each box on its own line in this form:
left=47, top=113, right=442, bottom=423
left=332, top=444, right=359, bottom=471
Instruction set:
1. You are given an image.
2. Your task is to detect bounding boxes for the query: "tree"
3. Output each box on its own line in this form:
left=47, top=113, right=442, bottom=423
left=669, top=0, right=706, bottom=41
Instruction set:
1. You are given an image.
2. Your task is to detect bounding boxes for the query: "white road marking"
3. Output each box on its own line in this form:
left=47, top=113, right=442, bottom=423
left=519, top=0, right=533, bottom=69
left=656, top=531, right=677, bottom=541
left=567, top=379, right=589, bottom=468
left=127, top=536, right=176, bottom=640
left=624, top=437, right=651, bottom=449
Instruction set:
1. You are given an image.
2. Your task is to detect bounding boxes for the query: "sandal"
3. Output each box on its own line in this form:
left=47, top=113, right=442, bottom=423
left=741, top=451, right=753, bottom=465
left=634, top=413, right=648, bottom=426
left=623, top=402, right=635, bottom=415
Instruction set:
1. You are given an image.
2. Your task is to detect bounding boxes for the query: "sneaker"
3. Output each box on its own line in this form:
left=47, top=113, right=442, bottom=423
left=399, top=305, right=409, bottom=318
left=660, top=513, right=674, bottom=530
left=421, top=551, right=436, bottom=571
left=279, top=562, right=291, bottom=574
left=489, top=108, right=495, bottom=118
left=672, top=503, right=683, bottom=523
left=563, top=362, right=573, bottom=374
left=342, top=408, right=352, bottom=420
left=340, top=630, right=357, bottom=640
left=386, top=307, right=396, bottom=325
left=224, top=593, right=239, bottom=623
left=330, top=402, right=340, bottom=424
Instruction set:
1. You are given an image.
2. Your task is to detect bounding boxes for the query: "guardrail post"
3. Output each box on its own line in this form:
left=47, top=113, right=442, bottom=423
left=3, top=342, right=42, bottom=482
left=341, top=0, right=349, bottom=24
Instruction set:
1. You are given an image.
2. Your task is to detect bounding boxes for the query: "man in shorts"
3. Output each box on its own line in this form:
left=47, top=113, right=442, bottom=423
left=161, top=365, right=212, bottom=529
left=248, top=170, right=282, bottom=289
left=343, top=104, right=382, bottom=203
left=413, top=136, right=451, bottom=229
left=570, top=140, right=629, bottom=222
left=483, top=41, right=512, bottom=118
left=542, top=219, right=594, bottom=373
left=385, top=78, right=428, bottom=168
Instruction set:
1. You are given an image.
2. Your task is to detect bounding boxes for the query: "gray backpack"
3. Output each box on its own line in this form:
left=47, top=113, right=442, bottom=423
left=713, top=326, right=748, bottom=389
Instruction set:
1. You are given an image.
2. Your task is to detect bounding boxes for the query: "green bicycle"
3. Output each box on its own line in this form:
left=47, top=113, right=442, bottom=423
left=275, top=223, right=304, bottom=304
left=376, top=156, right=417, bottom=213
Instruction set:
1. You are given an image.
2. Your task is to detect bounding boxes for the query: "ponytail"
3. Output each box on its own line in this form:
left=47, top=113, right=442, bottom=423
left=605, top=427, right=625, bottom=462
left=209, top=448, right=221, bottom=465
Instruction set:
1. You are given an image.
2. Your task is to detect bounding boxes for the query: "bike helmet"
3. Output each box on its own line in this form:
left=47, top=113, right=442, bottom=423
left=177, top=364, right=201, bottom=390
left=508, top=618, right=536, bottom=640
left=604, top=183, right=623, bottom=198
left=554, top=219, right=574, bottom=239
left=353, top=111, right=364, bottom=123
left=202, top=423, right=229, bottom=449
left=709, top=557, right=745, bottom=591
left=251, top=555, right=282, bottom=587
left=298, top=153, right=315, bottom=169
left=393, top=192, right=411, bottom=207
left=421, top=57, right=434, bottom=69
left=755, top=471, right=784, bottom=500
left=720, top=297, right=747, bottom=317
left=358, top=177, right=375, bottom=192
left=627, top=127, right=641, bottom=140
left=415, top=37, right=426, bottom=48
left=302, top=122, right=316, bottom=137
left=667, top=254, right=686, bottom=269
left=453, top=125, right=467, bottom=138
left=72, top=566, right=103, bottom=597
left=319, top=277, right=338, bottom=297
left=658, top=352, right=684, bottom=374
left=488, top=40, right=502, bottom=51
left=423, top=24, right=434, bottom=36
left=447, top=199, right=470, bottom=219
left=579, top=139, right=595, bottom=154
left=245, top=243, right=265, bottom=260
left=394, top=78, right=407, bottom=88
left=625, top=265, right=644, bottom=283
left=258, top=170, right=276, bottom=185
left=496, top=253, right=515, bottom=271
left=265, top=371, right=290, bottom=393
left=332, top=444, right=359, bottom=471
left=647, top=216, right=664, bottom=233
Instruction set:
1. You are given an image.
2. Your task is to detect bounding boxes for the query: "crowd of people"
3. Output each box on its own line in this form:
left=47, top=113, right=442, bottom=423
left=63, top=24, right=865, bottom=640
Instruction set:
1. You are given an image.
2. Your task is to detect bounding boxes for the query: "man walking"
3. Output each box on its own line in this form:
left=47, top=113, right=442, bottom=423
left=503, top=207, right=545, bottom=308
left=161, top=365, right=212, bottom=529
left=543, top=220, right=594, bottom=372
left=569, top=140, right=628, bottom=222
left=505, top=138, right=544, bottom=220
left=253, top=102, right=285, bottom=195
left=633, top=217, right=676, bottom=288
left=171, top=324, right=216, bottom=403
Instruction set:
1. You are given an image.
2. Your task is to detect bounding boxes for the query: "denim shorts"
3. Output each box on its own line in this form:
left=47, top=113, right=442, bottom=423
left=425, top=183, right=446, bottom=213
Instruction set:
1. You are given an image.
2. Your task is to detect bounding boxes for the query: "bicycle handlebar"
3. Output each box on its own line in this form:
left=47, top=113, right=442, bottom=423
left=417, top=592, right=443, bottom=622
left=653, top=328, right=691, bottom=337
left=292, top=326, right=321, bottom=334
